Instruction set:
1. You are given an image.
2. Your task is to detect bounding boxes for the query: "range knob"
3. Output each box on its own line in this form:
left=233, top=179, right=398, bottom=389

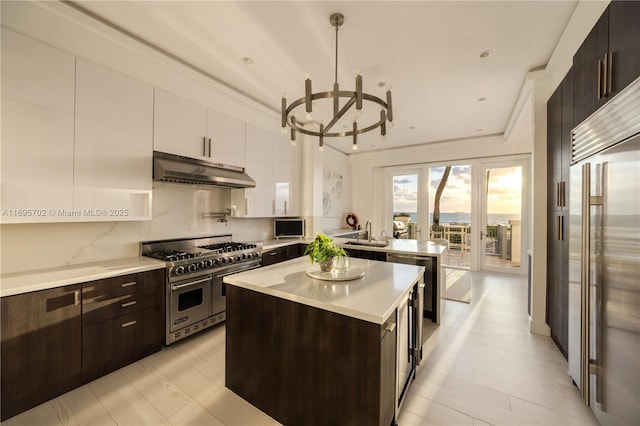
left=236, top=255, right=243, bottom=262
left=204, top=259, right=213, bottom=268
left=197, top=261, right=206, bottom=270
left=253, top=252, right=261, bottom=259
left=187, top=264, right=197, bottom=273
left=175, top=266, right=185, bottom=275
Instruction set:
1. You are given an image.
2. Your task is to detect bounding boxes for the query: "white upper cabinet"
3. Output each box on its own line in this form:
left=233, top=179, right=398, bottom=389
left=240, top=124, right=274, bottom=217
left=153, top=89, right=208, bottom=159
left=1, top=29, right=153, bottom=223
left=208, top=109, right=246, bottom=168
left=273, top=136, right=302, bottom=216
left=153, top=89, right=246, bottom=168
left=231, top=124, right=301, bottom=218
left=1, top=29, right=76, bottom=222
left=74, top=59, right=153, bottom=220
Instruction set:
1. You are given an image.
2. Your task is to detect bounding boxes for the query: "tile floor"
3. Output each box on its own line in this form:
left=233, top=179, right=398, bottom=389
left=3, top=270, right=598, bottom=426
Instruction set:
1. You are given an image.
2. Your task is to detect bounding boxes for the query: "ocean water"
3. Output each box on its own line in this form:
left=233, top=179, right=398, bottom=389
left=394, top=212, right=519, bottom=226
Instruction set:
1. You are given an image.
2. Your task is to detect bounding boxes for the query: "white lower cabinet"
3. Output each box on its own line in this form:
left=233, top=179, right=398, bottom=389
left=1, top=29, right=76, bottom=222
left=231, top=124, right=301, bottom=217
left=74, top=59, right=153, bottom=220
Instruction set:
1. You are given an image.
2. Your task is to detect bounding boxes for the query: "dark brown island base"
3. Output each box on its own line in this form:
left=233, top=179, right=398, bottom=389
left=224, top=257, right=425, bottom=426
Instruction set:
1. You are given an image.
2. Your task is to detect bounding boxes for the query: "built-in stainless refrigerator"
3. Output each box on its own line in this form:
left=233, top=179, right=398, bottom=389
left=568, top=76, right=640, bottom=425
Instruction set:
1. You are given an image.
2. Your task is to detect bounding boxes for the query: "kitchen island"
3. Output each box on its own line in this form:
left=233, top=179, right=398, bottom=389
left=224, top=257, right=425, bottom=426
left=259, top=237, right=447, bottom=323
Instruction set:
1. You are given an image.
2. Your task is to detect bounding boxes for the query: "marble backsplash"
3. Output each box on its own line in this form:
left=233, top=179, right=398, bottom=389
left=0, top=182, right=274, bottom=275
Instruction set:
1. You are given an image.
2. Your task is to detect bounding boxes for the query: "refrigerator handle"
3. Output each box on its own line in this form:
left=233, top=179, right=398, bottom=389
left=580, top=163, right=591, bottom=405
left=589, top=163, right=606, bottom=408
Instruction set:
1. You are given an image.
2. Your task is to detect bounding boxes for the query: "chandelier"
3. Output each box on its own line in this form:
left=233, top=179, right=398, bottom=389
left=280, top=13, right=394, bottom=151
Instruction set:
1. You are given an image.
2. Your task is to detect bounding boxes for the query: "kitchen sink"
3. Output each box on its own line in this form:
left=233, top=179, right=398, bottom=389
left=343, top=240, right=389, bottom=248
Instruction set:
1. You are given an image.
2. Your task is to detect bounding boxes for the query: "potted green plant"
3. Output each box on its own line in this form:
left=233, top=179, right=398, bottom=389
left=304, top=233, right=347, bottom=272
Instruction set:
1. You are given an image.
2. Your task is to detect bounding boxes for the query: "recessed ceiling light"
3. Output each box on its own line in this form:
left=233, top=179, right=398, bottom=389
left=242, top=57, right=254, bottom=65
left=476, top=128, right=483, bottom=132
left=477, top=97, right=486, bottom=102
left=479, top=50, right=492, bottom=58
left=377, top=82, right=386, bottom=87
left=409, top=126, right=415, bottom=130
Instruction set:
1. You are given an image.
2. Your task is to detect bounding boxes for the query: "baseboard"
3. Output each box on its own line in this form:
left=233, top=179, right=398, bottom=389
left=529, top=317, right=551, bottom=336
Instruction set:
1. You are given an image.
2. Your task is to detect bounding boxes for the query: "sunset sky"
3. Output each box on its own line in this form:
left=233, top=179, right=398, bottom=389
left=393, top=166, right=522, bottom=216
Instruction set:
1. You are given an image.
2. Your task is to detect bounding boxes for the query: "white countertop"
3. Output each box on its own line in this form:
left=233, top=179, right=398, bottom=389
left=261, top=237, right=446, bottom=258
left=224, top=257, right=424, bottom=324
left=0, top=257, right=166, bottom=297
left=336, top=238, right=447, bottom=257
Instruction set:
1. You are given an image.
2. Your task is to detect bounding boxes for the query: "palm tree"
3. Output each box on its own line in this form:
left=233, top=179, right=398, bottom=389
left=431, top=166, right=451, bottom=238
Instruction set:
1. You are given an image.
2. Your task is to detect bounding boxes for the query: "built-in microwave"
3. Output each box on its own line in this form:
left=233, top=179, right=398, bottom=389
left=274, top=218, right=305, bottom=239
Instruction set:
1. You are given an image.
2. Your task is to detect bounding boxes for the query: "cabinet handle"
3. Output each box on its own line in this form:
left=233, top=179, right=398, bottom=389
left=121, top=281, right=137, bottom=288
left=269, top=251, right=278, bottom=256
left=74, top=290, right=80, bottom=306
left=385, top=323, right=396, bottom=333
left=284, top=201, right=288, bottom=215
left=556, top=182, right=560, bottom=208
left=121, top=320, right=137, bottom=328
left=272, top=200, right=276, bottom=215
left=245, top=198, right=248, bottom=215
left=606, top=52, right=613, bottom=95
left=561, top=181, right=566, bottom=207
left=122, top=301, right=137, bottom=308
left=557, top=215, right=564, bottom=241
left=208, top=138, right=212, bottom=158
left=203, top=137, right=207, bottom=157
left=597, top=59, right=603, bottom=99
left=602, top=53, right=608, bottom=98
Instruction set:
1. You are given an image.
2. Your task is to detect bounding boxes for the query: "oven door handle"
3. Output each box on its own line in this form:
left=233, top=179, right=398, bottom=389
left=214, top=264, right=262, bottom=279
left=171, top=277, right=211, bottom=291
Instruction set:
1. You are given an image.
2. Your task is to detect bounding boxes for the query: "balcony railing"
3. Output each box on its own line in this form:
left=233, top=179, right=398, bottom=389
left=430, top=223, right=513, bottom=260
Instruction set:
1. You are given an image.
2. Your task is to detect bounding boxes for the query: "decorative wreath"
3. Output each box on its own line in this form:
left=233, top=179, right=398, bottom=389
left=346, top=212, right=359, bottom=230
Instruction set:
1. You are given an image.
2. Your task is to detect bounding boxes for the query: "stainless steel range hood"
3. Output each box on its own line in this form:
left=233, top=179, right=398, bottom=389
left=153, top=151, right=255, bottom=188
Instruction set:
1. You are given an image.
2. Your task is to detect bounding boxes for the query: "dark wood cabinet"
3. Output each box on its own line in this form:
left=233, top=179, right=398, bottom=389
left=1, top=285, right=82, bottom=421
left=608, top=0, right=640, bottom=100
left=546, top=70, right=573, bottom=359
left=226, top=285, right=396, bottom=426
left=1, top=268, right=165, bottom=421
left=261, top=243, right=304, bottom=266
left=573, top=0, right=640, bottom=125
left=82, top=269, right=165, bottom=380
left=547, top=210, right=569, bottom=358
left=343, top=247, right=388, bottom=261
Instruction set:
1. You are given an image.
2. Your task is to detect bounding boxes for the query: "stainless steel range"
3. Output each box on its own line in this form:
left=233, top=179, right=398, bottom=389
left=141, top=234, right=262, bottom=345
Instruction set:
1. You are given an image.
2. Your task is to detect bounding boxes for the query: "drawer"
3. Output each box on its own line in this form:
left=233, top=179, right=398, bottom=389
left=82, top=269, right=164, bottom=303
left=82, top=287, right=162, bottom=326
left=82, top=305, right=163, bottom=376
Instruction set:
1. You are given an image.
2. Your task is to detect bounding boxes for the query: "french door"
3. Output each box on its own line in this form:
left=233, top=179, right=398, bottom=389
left=384, top=155, right=529, bottom=275
left=479, top=159, right=528, bottom=274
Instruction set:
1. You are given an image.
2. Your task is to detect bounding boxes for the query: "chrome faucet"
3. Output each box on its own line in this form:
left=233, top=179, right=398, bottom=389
left=365, top=220, right=373, bottom=242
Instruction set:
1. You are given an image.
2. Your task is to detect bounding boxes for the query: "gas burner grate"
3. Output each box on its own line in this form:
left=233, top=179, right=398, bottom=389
left=198, top=242, right=258, bottom=253
left=150, top=250, right=200, bottom=262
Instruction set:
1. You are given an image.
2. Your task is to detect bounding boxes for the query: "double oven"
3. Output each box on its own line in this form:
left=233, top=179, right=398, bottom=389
left=142, top=235, right=262, bottom=345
